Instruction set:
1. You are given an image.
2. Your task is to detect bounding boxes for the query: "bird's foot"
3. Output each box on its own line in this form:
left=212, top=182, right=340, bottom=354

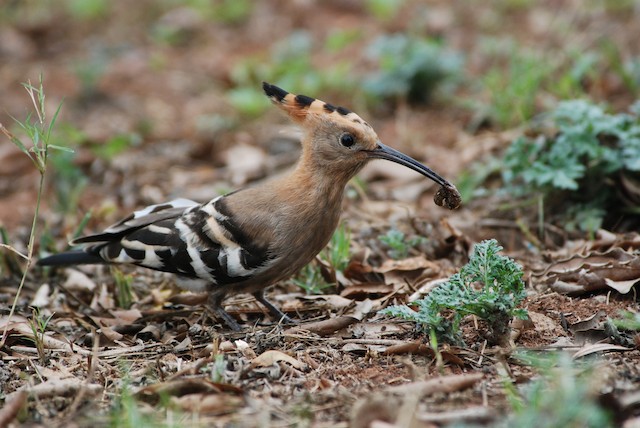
left=212, top=307, right=243, bottom=332
left=252, top=290, right=297, bottom=325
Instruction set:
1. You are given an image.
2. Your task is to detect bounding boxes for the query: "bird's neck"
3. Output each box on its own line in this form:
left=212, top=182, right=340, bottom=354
left=284, top=147, right=357, bottom=202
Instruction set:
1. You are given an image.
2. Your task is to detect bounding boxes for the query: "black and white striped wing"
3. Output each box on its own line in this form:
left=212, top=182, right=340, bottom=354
left=80, top=196, right=275, bottom=287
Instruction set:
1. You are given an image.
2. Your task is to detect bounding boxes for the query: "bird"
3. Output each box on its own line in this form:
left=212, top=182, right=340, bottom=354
left=38, top=82, right=461, bottom=331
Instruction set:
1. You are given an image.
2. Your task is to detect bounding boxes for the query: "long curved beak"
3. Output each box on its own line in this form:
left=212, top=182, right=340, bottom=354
left=366, top=142, right=453, bottom=188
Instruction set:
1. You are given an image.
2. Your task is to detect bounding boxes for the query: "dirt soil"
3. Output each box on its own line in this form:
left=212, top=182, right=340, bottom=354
left=1, top=1, right=639, bottom=427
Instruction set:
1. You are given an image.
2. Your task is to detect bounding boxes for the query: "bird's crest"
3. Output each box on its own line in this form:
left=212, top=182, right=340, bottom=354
left=262, top=82, right=373, bottom=132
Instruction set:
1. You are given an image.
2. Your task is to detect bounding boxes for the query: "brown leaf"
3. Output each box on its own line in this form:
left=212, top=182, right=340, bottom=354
left=375, top=256, right=440, bottom=273
left=286, top=316, right=358, bottom=336
left=344, top=260, right=384, bottom=283
left=249, top=350, right=306, bottom=370
left=543, top=247, right=640, bottom=295
left=385, top=372, right=484, bottom=396
left=568, top=311, right=606, bottom=334
left=605, top=278, right=640, bottom=294
left=63, top=269, right=97, bottom=292
left=383, top=341, right=465, bottom=366
left=110, top=308, right=143, bottom=324
left=135, top=378, right=241, bottom=405
left=135, top=324, right=162, bottom=341
left=340, top=283, right=394, bottom=299
left=170, top=392, right=244, bottom=414
left=572, top=343, right=633, bottom=359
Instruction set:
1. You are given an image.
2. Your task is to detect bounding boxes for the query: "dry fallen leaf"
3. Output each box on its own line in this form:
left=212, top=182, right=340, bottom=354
left=572, top=343, right=633, bottom=359
left=538, top=246, right=640, bottom=295
left=170, top=392, right=244, bottom=414
left=249, top=350, right=306, bottom=370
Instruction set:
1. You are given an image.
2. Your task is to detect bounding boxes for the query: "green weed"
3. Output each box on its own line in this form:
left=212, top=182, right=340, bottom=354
left=64, top=0, right=109, bottom=20
left=611, top=311, right=640, bottom=331
left=322, top=222, right=351, bottom=273
left=364, top=33, right=463, bottom=106
left=28, top=306, right=55, bottom=365
left=365, top=0, right=406, bottom=21
left=502, top=99, right=640, bottom=232
left=0, top=77, right=68, bottom=346
left=502, top=353, right=614, bottom=427
left=292, top=263, right=332, bottom=295
left=293, top=223, right=352, bottom=295
left=381, top=239, right=527, bottom=346
left=481, top=47, right=551, bottom=128
left=107, top=376, right=178, bottom=428
left=113, top=268, right=135, bottom=309
left=205, top=353, right=227, bottom=383
left=378, top=228, right=427, bottom=260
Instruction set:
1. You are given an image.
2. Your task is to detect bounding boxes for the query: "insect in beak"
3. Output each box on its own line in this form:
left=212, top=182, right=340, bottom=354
left=366, top=142, right=462, bottom=210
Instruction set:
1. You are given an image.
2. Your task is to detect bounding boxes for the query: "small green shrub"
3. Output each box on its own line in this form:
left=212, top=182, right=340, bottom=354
left=381, top=239, right=527, bottom=346
left=502, top=99, right=640, bottom=232
left=378, top=228, right=427, bottom=260
left=365, top=0, right=405, bottom=21
left=364, top=33, right=463, bottom=105
left=293, top=263, right=332, bottom=295
left=481, top=48, right=551, bottom=128
left=503, top=353, right=614, bottom=427
left=323, top=222, right=351, bottom=273
left=293, top=223, right=352, bottom=295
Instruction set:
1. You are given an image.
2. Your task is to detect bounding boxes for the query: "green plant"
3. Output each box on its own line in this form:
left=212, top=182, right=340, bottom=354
left=482, top=48, right=552, bottom=128
left=293, top=223, right=352, bottom=295
left=92, top=132, right=141, bottom=160
left=28, top=307, right=55, bottom=365
left=322, top=222, right=351, bottom=273
left=64, top=0, right=109, bottom=20
left=549, top=51, right=599, bottom=99
left=502, top=353, right=613, bottom=427
left=113, top=268, right=135, bottom=309
left=364, top=33, right=463, bottom=105
left=108, top=377, right=165, bottom=428
left=378, top=228, right=427, bottom=259
left=293, top=262, right=333, bottom=295
left=0, top=77, right=68, bottom=347
left=501, top=99, right=640, bottom=232
left=207, top=353, right=226, bottom=383
left=365, top=0, right=405, bottom=21
left=210, top=0, right=252, bottom=24
left=611, top=311, right=640, bottom=331
left=381, top=239, right=527, bottom=346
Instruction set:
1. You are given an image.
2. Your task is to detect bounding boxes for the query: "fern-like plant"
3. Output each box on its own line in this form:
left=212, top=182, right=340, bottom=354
left=381, top=239, right=527, bottom=346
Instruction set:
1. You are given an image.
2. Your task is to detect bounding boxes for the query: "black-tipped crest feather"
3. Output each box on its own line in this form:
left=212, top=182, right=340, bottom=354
left=262, top=82, right=288, bottom=102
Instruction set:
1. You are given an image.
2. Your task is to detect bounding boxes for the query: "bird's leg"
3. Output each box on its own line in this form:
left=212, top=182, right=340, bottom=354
left=207, top=292, right=242, bottom=331
left=252, top=289, right=296, bottom=325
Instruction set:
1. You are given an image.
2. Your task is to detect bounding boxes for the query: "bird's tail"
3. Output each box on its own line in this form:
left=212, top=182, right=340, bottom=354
left=38, top=251, right=105, bottom=266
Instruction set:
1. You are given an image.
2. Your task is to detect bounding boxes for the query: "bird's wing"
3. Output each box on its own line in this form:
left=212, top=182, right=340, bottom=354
left=71, top=198, right=198, bottom=244
left=77, top=196, right=275, bottom=285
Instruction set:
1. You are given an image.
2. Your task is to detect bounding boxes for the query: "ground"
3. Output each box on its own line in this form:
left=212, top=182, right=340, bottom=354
left=1, top=1, right=639, bottom=427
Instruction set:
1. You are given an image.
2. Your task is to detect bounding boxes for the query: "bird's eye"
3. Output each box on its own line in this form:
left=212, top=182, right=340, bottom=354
left=340, top=133, right=356, bottom=148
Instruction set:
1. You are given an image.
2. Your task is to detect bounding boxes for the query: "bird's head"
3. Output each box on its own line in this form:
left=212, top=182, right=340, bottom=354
left=262, top=82, right=461, bottom=209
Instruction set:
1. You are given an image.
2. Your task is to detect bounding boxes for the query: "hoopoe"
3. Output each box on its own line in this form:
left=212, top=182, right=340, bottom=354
left=38, top=82, right=461, bottom=331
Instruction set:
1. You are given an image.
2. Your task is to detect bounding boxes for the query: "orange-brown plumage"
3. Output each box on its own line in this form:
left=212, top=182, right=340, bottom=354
left=39, top=82, right=461, bottom=330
